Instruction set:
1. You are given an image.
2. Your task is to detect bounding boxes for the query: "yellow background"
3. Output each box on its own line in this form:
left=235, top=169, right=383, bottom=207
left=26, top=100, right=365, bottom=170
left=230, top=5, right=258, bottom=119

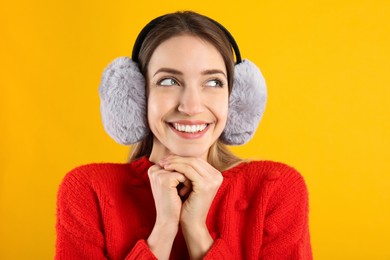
left=1, top=0, right=389, bottom=259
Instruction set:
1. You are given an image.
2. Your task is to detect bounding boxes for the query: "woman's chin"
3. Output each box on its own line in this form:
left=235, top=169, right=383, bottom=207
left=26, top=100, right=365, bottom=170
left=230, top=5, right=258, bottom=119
left=150, top=136, right=212, bottom=160
left=170, top=147, right=208, bottom=159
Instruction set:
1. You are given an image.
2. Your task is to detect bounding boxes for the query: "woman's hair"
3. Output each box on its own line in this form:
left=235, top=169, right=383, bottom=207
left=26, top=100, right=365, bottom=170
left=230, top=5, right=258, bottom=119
left=128, top=11, right=243, bottom=171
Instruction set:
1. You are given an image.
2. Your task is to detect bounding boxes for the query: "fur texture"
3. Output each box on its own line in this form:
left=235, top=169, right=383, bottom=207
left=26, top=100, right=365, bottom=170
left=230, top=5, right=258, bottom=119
left=98, top=57, right=267, bottom=146
left=99, top=57, right=149, bottom=145
left=220, top=59, right=267, bottom=145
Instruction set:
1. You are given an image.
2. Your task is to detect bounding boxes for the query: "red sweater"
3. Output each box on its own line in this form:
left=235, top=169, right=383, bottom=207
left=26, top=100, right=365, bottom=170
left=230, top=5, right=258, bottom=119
left=56, top=156, right=312, bottom=259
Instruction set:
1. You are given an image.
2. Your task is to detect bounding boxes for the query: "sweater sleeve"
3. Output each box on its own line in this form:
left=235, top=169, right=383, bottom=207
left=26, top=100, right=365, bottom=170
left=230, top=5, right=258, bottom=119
left=55, top=166, right=157, bottom=260
left=259, top=164, right=312, bottom=259
left=202, top=238, right=232, bottom=259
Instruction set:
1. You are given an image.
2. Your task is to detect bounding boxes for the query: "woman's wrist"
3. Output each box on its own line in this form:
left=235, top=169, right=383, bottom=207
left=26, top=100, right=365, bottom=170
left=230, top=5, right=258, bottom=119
left=181, top=223, right=214, bottom=260
left=147, top=222, right=178, bottom=259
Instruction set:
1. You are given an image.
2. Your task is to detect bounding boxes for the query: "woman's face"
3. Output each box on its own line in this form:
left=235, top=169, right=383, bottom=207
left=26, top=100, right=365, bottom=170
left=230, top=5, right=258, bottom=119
left=147, top=35, right=229, bottom=161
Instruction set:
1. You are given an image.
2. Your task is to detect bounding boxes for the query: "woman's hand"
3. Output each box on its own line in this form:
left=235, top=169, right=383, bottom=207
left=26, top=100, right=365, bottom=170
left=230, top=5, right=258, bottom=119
left=159, top=155, right=223, bottom=259
left=160, top=156, right=223, bottom=226
left=146, top=164, right=186, bottom=259
left=148, top=164, right=186, bottom=226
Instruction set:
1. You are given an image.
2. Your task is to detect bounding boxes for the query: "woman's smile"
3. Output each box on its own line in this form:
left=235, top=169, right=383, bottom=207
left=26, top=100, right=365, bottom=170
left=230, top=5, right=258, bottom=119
left=167, top=120, right=212, bottom=139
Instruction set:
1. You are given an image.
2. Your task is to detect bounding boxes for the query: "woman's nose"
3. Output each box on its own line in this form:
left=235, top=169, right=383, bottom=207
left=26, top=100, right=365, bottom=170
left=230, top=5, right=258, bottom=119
left=178, top=86, right=204, bottom=116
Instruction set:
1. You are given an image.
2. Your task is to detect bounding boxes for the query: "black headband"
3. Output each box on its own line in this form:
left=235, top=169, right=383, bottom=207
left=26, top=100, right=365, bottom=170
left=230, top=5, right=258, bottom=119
left=131, top=14, right=242, bottom=64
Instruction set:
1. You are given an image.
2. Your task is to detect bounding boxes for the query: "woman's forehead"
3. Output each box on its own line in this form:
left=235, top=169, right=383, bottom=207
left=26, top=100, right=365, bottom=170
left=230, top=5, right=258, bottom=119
left=147, top=35, right=226, bottom=76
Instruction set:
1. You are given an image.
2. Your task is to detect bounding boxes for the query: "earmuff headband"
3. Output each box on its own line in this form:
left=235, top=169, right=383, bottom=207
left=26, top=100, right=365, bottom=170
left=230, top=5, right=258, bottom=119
left=131, top=14, right=242, bottom=64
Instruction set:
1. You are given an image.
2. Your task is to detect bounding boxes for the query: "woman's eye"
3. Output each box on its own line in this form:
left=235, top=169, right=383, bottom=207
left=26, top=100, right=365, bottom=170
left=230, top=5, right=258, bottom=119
left=206, top=79, right=224, bottom=88
left=158, top=78, right=177, bottom=86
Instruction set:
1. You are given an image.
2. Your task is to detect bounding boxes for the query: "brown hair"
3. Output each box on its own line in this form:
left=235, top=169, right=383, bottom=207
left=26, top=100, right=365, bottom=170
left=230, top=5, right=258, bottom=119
left=128, top=11, right=243, bottom=171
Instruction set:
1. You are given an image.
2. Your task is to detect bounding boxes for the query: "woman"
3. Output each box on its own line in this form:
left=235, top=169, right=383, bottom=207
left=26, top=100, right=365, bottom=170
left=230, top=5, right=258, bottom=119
left=56, top=11, right=312, bottom=259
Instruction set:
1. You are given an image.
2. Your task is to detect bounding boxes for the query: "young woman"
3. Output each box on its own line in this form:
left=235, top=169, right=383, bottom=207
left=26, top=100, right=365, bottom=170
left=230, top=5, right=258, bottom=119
left=56, top=11, right=312, bottom=259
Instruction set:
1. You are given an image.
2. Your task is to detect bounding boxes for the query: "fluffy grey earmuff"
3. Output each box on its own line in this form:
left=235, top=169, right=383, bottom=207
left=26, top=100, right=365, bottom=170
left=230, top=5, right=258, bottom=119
left=98, top=57, right=149, bottom=145
left=220, top=59, right=267, bottom=145
left=98, top=57, right=267, bottom=146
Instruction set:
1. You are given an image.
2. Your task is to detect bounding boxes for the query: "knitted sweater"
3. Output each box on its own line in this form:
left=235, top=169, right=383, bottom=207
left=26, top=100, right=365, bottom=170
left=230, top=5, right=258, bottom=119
left=56, top=156, right=312, bottom=259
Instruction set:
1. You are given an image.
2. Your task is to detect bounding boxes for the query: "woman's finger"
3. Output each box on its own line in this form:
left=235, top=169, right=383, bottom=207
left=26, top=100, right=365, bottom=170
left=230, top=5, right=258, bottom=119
left=162, top=156, right=219, bottom=178
left=178, top=179, right=192, bottom=197
left=163, top=162, right=201, bottom=183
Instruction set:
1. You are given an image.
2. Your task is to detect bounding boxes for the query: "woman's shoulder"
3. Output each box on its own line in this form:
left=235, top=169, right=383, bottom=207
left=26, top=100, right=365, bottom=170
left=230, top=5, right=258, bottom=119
left=225, top=159, right=308, bottom=195
left=59, top=157, right=151, bottom=190
left=62, top=162, right=125, bottom=181
left=229, top=159, right=305, bottom=181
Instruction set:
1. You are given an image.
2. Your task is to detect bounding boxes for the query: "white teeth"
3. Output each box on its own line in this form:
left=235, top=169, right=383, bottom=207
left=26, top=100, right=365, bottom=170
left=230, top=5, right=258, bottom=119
left=173, top=123, right=207, bottom=133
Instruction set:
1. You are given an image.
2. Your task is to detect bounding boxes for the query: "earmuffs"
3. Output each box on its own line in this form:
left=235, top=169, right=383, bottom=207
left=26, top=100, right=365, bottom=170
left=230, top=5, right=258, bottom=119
left=98, top=13, right=267, bottom=146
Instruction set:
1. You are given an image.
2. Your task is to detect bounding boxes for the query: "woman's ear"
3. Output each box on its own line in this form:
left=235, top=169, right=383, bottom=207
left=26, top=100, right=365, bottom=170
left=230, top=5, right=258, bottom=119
left=99, top=57, right=150, bottom=145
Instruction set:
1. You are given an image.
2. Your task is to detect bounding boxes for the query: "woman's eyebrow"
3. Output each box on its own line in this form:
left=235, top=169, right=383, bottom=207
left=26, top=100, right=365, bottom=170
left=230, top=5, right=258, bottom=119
left=201, top=69, right=227, bottom=78
left=153, top=68, right=227, bottom=78
left=153, top=68, right=183, bottom=77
